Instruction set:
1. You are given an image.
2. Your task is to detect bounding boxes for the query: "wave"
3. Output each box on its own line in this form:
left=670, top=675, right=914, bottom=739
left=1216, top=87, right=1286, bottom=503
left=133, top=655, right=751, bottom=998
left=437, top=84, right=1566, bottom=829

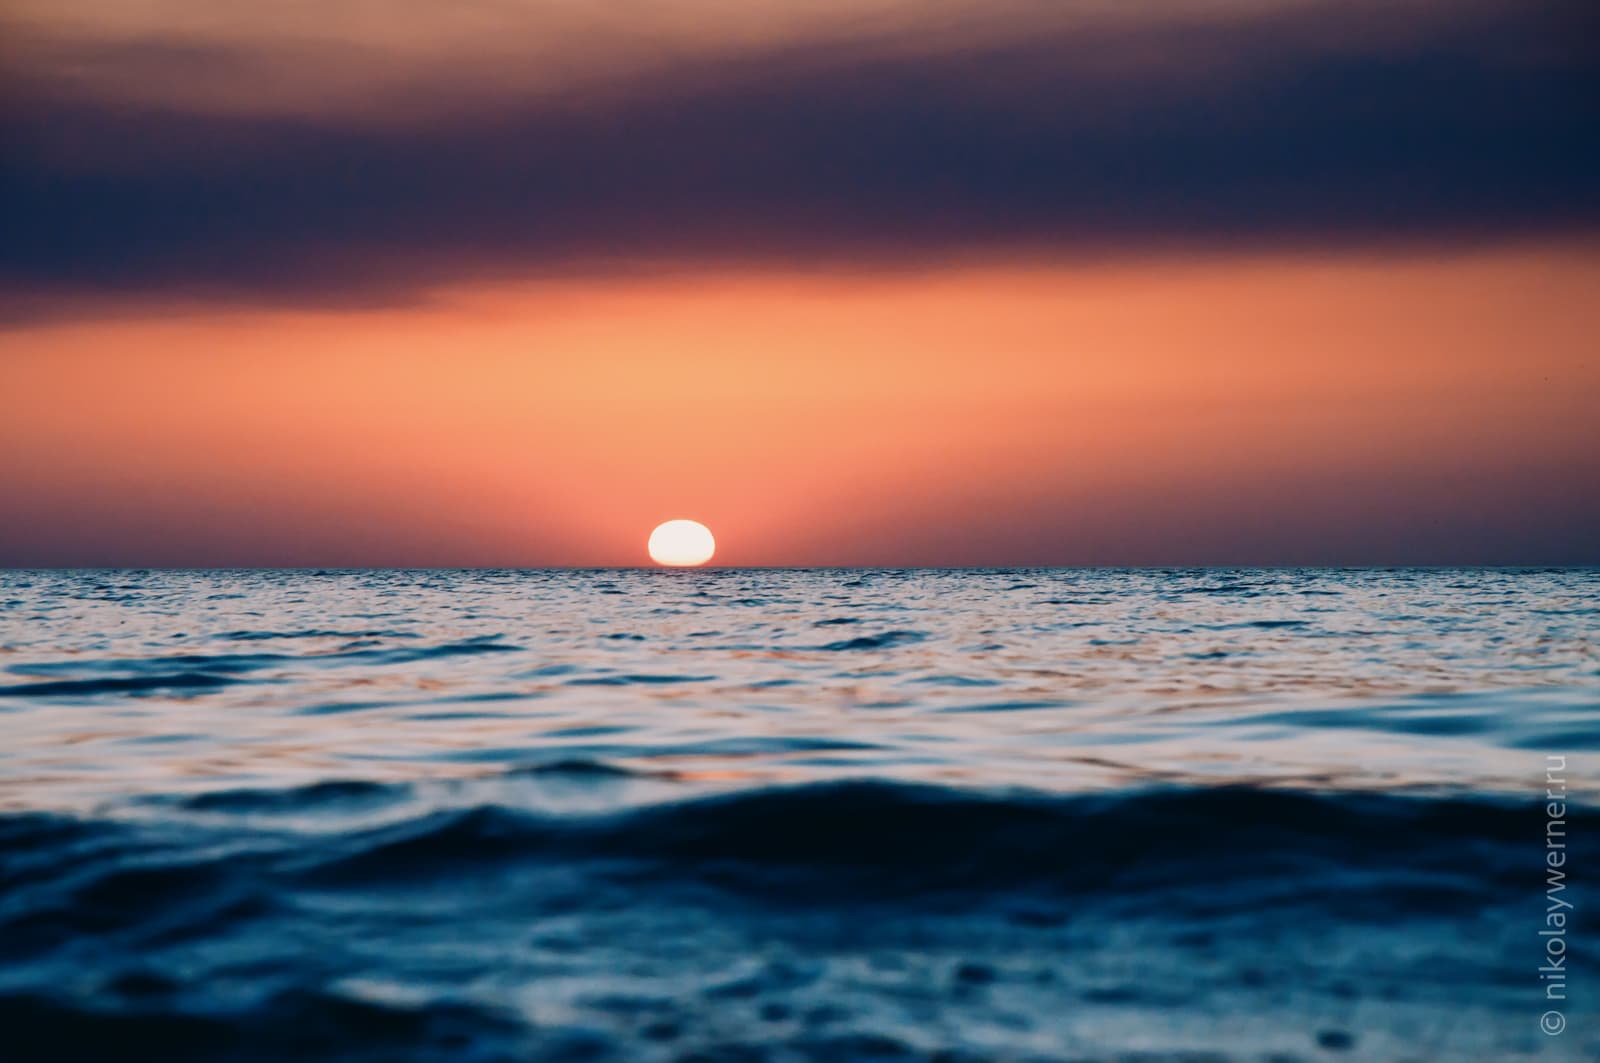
left=297, top=782, right=1559, bottom=906
left=566, top=673, right=717, bottom=686
left=5, top=779, right=1564, bottom=911
left=0, top=638, right=525, bottom=700
left=2, top=777, right=1589, bottom=1062
left=179, top=780, right=402, bottom=813
left=0, top=673, right=249, bottom=698
left=216, top=629, right=422, bottom=642
left=816, top=630, right=927, bottom=651
left=0, top=989, right=527, bottom=1063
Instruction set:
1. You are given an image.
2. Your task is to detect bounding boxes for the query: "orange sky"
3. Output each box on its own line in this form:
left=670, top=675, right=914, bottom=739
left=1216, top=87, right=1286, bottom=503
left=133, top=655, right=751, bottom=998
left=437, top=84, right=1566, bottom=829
left=2, top=1, right=1595, bottom=564
left=3, top=246, right=1596, bottom=565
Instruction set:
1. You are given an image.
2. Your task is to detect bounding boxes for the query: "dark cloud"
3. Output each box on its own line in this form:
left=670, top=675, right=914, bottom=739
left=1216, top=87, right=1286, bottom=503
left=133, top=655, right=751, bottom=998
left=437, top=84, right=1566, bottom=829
left=2, top=0, right=1596, bottom=317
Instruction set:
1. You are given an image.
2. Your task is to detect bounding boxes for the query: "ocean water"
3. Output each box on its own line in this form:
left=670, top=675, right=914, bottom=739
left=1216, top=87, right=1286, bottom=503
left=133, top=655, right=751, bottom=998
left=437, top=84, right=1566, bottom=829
left=0, top=568, right=1595, bottom=1061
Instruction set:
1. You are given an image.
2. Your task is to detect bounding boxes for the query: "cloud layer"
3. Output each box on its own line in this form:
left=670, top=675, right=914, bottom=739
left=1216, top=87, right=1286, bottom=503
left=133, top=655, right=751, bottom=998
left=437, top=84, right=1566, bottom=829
left=2, top=0, right=1596, bottom=316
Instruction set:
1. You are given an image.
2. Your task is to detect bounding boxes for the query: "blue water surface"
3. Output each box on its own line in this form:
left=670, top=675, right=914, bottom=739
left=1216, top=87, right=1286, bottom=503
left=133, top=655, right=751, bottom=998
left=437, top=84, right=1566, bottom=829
left=0, top=568, right=1596, bottom=1060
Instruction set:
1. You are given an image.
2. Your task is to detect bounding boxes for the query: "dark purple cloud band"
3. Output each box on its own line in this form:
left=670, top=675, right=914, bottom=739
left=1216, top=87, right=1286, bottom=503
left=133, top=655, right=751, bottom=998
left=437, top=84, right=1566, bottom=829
left=2, top=0, right=1595, bottom=316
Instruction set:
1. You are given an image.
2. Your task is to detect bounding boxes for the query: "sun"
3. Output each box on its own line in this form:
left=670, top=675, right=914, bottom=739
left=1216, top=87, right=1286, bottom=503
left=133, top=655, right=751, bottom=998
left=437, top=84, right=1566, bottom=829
left=647, top=519, right=716, bottom=567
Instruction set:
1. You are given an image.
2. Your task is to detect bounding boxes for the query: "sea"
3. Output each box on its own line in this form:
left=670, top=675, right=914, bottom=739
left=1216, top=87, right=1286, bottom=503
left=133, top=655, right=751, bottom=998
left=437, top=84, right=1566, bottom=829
left=0, top=568, right=1595, bottom=1061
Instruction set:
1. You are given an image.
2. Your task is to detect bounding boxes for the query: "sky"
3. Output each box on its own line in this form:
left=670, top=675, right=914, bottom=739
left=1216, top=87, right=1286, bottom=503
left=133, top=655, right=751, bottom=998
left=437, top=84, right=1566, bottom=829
left=2, top=0, right=1597, bottom=566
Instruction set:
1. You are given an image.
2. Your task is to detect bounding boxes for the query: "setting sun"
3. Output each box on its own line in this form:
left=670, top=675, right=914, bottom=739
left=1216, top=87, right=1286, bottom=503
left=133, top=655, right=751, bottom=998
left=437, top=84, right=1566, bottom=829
left=647, top=520, right=716, bottom=567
